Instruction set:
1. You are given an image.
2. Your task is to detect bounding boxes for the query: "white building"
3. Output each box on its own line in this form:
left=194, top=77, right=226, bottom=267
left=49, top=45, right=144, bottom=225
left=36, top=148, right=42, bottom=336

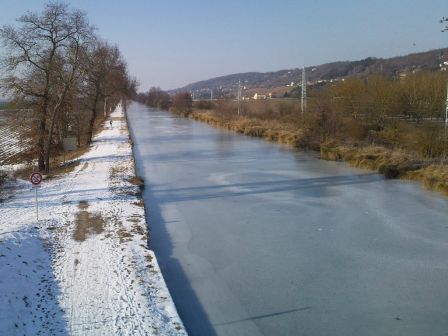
left=253, top=93, right=267, bottom=100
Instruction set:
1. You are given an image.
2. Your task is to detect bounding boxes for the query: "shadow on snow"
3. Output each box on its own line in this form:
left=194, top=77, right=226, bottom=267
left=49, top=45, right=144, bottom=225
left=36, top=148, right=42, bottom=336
left=0, top=228, right=68, bottom=335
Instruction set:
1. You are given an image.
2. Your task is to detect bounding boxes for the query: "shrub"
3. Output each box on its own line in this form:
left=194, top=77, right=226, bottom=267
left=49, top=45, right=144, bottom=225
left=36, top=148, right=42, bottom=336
left=416, top=125, right=446, bottom=158
left=171, top=92, right=193, bottom=116
left=195, top=100, right=214, bottom=110
left=303, top=101, right=343, bottom=143
left=214, top=100, right=236, bottom=118
left=277, top=101, right=297, bottom=115
left=344, top=119, right=369, bottom=142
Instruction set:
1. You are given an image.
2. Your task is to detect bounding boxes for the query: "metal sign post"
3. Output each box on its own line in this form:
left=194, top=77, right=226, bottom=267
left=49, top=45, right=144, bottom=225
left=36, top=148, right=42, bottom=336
left=35, top=187, right=39, bottom=221
left=30, top=172, right=43, bottom=222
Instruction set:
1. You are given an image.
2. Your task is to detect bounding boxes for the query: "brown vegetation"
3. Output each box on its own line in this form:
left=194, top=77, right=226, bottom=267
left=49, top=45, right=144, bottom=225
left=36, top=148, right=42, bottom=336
left=171, top=92, right=193, bottom=116
left=138, top=87, right=171, bottom=110
left=73, top=201, right=105, bottom=242
left=11, top=114, right=109, bottom=181
left=405, top=165, right=448, bottom=195
left=188, top=71, right=448, bottom=196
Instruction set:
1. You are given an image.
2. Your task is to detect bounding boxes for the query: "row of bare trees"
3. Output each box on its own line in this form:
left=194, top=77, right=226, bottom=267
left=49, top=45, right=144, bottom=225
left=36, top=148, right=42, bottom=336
left=137, top=87, right=171, bottom=110
left=136, top=87, right=193, bottom=115
left=0, top=2, right=136, bottom=173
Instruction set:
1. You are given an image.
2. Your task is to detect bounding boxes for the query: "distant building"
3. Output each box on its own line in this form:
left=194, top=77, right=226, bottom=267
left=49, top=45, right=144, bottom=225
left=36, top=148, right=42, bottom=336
left=440, top=61, right=448, bottom=71
left=253, top=93, right=267, bottom=100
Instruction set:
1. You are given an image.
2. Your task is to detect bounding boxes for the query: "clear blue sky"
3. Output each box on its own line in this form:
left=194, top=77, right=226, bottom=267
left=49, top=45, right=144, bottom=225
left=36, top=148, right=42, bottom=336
left=0, top=0, right=447, bottom=90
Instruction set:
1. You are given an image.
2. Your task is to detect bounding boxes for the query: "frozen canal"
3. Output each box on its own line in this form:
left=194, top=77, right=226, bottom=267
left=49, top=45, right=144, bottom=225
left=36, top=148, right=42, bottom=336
left=128, top=102, right=448, bottom=336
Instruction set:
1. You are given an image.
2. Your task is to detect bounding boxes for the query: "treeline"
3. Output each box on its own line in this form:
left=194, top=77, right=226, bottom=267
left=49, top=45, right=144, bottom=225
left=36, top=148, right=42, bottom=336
left=136, top=87, right=193, bottom=116
left=322, top=72, right=447, bottom=124
left=0, top=2, right=136, bottom=173
left=194, top=71, right=447, bottom=159
left=308, top=72, right=447, bottom=157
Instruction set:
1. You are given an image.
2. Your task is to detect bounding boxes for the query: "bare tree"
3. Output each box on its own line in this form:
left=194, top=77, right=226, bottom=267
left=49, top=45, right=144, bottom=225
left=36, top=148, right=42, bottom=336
left=172, top=92, right=193, bottom=116
left=145, top=87, right=171, bottom=110
left=1, top=2, right=136, bottom=173
left=43, top=8, right=95, bottom=173
left=0, top=2, right=94, bottom=172
left=80, top=41, right=108, bottom=143
left=82, top=42, right=134, bottom=143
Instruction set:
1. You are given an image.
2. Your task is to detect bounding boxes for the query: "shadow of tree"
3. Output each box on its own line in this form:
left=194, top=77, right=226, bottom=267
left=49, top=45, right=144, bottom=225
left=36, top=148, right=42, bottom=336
left=152, top=173, right=381, bottom=203
left=214, top=306, right=312, bottom=327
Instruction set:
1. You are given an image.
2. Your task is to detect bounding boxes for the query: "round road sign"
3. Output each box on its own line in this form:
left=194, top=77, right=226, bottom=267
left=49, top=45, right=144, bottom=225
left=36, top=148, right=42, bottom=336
left=30, top=172, right=43, bottom=186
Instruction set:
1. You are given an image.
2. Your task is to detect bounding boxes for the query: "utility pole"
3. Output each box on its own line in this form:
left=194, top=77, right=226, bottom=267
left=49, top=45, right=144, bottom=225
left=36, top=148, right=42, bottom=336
left=210, top=88, right=213, bottom=101
left=445, top=81, right=448, bottom=135
left=301, top=67, right=307, bottom=115
left=237, top=79, right=242, bottom=115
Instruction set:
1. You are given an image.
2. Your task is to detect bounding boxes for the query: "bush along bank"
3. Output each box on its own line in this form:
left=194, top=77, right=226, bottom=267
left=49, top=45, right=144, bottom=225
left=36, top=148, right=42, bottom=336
left=320, top=144, right=448, bottom=195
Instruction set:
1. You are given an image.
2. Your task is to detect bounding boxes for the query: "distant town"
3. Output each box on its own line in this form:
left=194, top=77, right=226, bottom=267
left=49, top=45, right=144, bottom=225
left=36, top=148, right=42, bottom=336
left=173, top=48, right=448, bottom=101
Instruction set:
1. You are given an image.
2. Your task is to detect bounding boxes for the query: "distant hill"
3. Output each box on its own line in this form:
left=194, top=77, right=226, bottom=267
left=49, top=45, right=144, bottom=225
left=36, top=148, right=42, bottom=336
left=171, top=48, right=448, bottom=98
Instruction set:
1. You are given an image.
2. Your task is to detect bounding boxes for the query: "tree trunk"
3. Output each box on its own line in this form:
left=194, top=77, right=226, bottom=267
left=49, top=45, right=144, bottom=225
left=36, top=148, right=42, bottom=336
left=77, top=109, right=81, bottom=148
left=87, top=108, right=96, bottom=144
left=44, top=106, right=58, bottom=174
left=37, top=105, right=47, bottom=172
left=87, top=92, right=99, bottom=144
left=44, top=87, right=72, bottom=174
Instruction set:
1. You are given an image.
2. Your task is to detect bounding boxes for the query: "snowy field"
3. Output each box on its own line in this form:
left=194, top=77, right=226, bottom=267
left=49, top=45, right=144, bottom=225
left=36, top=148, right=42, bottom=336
left=0, top=105, right=186, bottom=335
left=0, top=110, right=32, bottom=166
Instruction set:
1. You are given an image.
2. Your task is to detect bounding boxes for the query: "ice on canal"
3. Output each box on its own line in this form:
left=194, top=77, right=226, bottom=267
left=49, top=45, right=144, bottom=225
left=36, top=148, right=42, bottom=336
left=128, top=102, right=448, bottom=336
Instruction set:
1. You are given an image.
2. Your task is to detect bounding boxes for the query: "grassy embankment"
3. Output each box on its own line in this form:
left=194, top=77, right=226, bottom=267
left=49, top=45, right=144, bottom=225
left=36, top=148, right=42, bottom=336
left=188, top=98, right=448, bottom=196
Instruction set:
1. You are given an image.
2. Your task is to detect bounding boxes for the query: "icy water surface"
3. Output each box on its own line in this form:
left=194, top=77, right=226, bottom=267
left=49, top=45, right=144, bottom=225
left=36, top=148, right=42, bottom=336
left=128, top=102, right=448, bottom=336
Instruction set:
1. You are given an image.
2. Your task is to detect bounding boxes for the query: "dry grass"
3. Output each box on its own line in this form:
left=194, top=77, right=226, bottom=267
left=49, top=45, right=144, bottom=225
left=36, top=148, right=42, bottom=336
left=117, top=228, right=133, bottom=244
left=321, top=145, right=413, bottom=169
left=13, top=143, right=92, bottom=181
left=320, top=144, right=425, bottom=176
left=404, top=165, right=448, bottom=196
left=127, top=176, right=144, bottom=189
left=132, top=199, right=144, bottom=207
left=190, top=110, right=305, bottom=147
left=73, top=201, right=105, bottom=242
left=320, top=144, right=448, bottom=195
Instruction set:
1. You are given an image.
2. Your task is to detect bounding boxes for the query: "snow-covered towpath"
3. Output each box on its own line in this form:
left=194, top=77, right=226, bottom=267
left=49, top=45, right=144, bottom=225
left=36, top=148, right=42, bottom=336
left=0, top=104, right=186, bottom=335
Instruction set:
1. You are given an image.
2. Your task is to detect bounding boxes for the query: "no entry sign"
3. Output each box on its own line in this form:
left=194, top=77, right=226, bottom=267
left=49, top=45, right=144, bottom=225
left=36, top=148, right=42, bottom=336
left=30, top=172, right=43, bottom=186
left=30, top=172, right=42, bottom=222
